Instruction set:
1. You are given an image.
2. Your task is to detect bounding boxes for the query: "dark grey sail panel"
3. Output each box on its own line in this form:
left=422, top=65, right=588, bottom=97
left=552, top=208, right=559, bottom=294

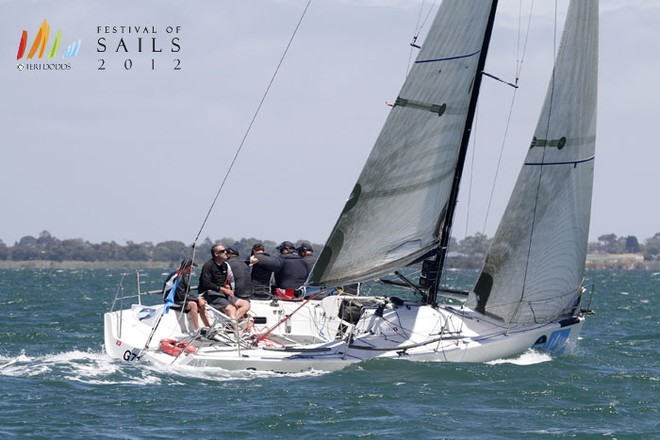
left=308, top=0, right=496, bottom=288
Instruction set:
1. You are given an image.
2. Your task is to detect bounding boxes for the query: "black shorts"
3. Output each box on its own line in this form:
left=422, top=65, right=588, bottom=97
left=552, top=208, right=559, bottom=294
left=203, top=292, right=233, bottom=309
left=175, top=292, right=201, bottom=305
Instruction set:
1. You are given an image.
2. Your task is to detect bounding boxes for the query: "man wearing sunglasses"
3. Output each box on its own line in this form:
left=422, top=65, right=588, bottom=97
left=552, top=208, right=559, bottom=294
left=198, top=244, right=250, bottom=321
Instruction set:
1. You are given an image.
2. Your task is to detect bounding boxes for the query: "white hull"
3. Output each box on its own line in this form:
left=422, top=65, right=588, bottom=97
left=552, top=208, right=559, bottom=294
left=104, top=295, right=584, bottom=373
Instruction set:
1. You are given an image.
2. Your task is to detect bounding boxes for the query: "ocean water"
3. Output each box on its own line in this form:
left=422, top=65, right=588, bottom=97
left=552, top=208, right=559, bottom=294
left=0, top=268, right=658, bottom=439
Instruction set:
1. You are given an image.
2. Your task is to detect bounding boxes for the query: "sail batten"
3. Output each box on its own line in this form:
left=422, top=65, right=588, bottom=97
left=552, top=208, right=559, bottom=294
left=308, top=0, right=497, bottom=288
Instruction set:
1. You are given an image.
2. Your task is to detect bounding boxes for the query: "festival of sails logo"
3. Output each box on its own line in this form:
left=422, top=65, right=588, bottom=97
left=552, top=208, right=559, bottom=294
left=16, top=19, right=81, bottom=71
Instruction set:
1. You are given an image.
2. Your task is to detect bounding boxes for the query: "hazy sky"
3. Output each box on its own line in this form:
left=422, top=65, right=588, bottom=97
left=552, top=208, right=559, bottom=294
left=1, top=0, right=658, bottom=247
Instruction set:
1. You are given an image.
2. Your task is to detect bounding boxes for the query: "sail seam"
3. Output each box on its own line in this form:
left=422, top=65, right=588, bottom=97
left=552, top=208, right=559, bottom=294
left=415, top=49, right=480, bottom=64
left=524, top=155, right=595, bottom=166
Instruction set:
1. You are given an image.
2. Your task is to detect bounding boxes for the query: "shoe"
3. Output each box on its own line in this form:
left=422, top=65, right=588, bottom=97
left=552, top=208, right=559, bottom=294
left=206, top=326, right=220, bottom=339
left=199, top=327, right=209, bottom=336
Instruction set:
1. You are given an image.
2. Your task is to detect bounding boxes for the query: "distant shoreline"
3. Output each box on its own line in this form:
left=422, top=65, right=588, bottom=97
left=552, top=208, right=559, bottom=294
left=0, top=260, right=175, bottom=270
left=1, top=259, right=659, bottom=270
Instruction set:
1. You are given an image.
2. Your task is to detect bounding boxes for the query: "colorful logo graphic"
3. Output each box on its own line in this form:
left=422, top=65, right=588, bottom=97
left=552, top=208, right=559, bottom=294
left=16, top=19, right=81, bottom=60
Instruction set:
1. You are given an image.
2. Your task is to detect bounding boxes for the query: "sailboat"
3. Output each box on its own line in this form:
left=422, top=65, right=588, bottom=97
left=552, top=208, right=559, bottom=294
left=104, top=0, right=598, bottom=373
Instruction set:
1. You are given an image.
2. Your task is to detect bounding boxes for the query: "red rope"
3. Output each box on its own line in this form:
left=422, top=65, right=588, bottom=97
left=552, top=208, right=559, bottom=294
left=253, top=293, right=320, bottom=344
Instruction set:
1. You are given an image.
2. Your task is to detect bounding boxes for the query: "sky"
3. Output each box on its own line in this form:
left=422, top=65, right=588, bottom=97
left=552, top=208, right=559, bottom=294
left=1, top=0, right=658, bottom=247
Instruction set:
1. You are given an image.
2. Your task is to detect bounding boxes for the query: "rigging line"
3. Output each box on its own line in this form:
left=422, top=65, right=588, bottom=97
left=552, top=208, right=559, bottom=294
left=253, top=291, right=320, bottom=344
left=508, top=0, right=559, bottom=331
left=416, top=0, right=426, bottom=33
left=481, top=88, right=518, bottom=235
left=516, top=0, right=522, bottom=78
left=191, top=0, right=313, bottom=246
left=406, top=0, right=425, bottom=77
left=406, top=0, right=439, bottom=76
left=407, top=0, right=425, bottom=75
left=415, top=0, right=439, bottom=40
left=481, top=0, right=535, bottom=235
left=412, top=0, right=426, bottom=49
left=516, top=0, right=536, bottom=83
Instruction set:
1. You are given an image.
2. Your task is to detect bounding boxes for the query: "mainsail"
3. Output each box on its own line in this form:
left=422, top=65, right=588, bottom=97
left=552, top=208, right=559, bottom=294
left=309, top=0, right=497, bottom=287
left=467, top=0, right=598, bottom=325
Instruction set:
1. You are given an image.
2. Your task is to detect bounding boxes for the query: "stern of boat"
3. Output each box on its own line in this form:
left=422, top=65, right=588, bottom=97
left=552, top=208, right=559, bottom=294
left=103, top=305, right=191, bottom=362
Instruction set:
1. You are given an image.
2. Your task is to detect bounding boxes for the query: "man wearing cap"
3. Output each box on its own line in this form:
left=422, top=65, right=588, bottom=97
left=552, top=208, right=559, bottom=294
left=250, top=241, right=309, bottom=299
left=297, top=242, right=316, bottom=272
left=224, top=247, right=253, bottom=300
left=199, top=244, right=250, bottom=321
left=162, top=258, right=211, bottom=332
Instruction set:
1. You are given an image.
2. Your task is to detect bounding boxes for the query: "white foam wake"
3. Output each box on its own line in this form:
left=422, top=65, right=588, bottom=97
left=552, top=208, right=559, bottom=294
left=486, top=349, right=553, bottom=366
left=0, top=350, right=324, bottom=384
left=0, top=350, right=160, bottom=385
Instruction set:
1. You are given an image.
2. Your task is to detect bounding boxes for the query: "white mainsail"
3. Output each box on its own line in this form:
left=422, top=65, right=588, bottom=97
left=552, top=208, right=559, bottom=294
left=467, top=0, right=598, bottom=325
left=309, top=0, right=497, bottom=288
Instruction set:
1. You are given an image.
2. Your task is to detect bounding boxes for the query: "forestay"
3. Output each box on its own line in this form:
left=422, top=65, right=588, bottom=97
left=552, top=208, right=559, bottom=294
left=309, top=0, right=496, bottom=288
left=468, top=0, right=598, bottom=325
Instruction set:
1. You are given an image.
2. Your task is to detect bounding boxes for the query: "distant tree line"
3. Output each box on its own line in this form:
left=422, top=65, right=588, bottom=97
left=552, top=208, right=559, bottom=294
left=0, top=231, right=322, bottom=265
left=1, top=230, right=659, bottom=266
left=445, top=232, right=492, bottom=269
left=445, top=232, right=660, bottom=266
left=588, top=233, right=660, bottom=260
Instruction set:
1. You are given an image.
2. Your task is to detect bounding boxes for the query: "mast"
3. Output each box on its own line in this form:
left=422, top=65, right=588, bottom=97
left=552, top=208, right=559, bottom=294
left=425, top=0, right=499, bottom=305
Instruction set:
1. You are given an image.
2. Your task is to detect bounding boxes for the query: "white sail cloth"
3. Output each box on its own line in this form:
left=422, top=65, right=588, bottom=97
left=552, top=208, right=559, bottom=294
left=467, top=0, right=599, bottom=324
left=309, top=0, right=496, bottom=287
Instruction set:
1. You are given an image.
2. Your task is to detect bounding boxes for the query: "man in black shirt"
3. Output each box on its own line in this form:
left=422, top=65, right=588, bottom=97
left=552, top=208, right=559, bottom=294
left=248, top=243, right=273, bottom=299
left=250, top=241, right=309, bottom=300
left=224, top=247, right=253, bottom=300
left=198, top=244, right=250, bottom=321
left=297, top=242, right=317, bottom=272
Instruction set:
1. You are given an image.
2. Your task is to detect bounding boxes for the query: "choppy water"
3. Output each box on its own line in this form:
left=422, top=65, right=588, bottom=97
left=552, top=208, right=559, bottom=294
left=1, top=268, right=658, bottom=439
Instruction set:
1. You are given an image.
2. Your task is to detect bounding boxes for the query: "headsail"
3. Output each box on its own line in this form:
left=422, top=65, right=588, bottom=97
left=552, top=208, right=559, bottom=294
left=309, top=0, right=497, bottom=288
left=467, top=0, right=598, bottom=324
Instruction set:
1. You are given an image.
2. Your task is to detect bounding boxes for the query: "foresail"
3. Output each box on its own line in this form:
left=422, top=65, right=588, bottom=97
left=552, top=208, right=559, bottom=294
left=308, top=0, right=497, bottom=288
left=467, top=0, right=598, bottom=324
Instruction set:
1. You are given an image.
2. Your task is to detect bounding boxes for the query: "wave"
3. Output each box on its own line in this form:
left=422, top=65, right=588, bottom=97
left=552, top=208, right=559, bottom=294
left=0, top=349, right=323, bottom=384
left=0, top=350, right=150, bottom=384
left=486, top=349, right=553, bottom=366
